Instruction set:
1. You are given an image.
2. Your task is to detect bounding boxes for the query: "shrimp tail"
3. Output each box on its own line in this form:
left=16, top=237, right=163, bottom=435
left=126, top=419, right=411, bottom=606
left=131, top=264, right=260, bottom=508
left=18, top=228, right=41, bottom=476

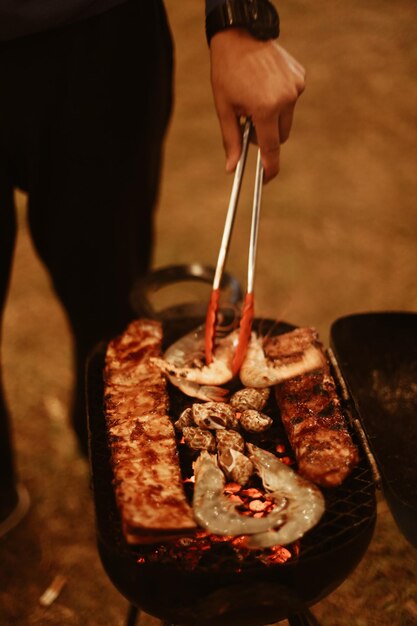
left=160, top=372, right=228, bottom=402
left=176, top=379, right=229, bottom=402
left=199, top=385, right=229, bottom=402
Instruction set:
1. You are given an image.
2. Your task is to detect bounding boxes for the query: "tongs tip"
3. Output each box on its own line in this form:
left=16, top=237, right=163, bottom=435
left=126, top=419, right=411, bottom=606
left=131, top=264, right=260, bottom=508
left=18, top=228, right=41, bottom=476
left=232, top=292, right=255, bottom=375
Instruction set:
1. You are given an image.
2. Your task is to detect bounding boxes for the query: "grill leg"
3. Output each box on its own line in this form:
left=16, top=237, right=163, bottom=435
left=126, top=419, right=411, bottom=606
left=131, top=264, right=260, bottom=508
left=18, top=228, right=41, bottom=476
left=125, top=604, right=179, bottom=626
left=288, top=608, right=322, bottom=626
left=126, top=604, right=140, bottom=626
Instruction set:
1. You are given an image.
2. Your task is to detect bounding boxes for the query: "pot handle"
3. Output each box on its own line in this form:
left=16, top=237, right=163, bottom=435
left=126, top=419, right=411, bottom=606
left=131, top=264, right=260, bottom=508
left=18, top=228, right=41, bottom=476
left=130, top=264, right=243, bottom=321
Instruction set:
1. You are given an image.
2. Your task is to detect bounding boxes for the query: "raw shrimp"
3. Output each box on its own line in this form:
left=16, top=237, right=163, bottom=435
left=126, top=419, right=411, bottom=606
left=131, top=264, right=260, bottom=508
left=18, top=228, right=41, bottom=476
left=193, top=452, right=286, bottom=537
left=151, top=325, right=239, bottom=400
left=240, top=328, right=326, bottom=388
left=245, top=444, right=325, bottom=548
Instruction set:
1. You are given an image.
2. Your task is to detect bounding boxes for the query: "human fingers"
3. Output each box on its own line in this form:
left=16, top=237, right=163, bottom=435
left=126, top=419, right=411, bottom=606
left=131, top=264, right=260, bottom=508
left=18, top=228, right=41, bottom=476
left=215, top=104, right=243, bottom=173
left=252, top=115, right=281, bottom=183
left=278, top=103, right=295, bottom=144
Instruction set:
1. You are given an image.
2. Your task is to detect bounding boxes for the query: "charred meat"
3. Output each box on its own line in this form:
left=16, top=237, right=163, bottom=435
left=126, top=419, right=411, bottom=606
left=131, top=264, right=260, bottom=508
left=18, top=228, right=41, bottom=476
left=104, top=319, right=196, bottom=544
left=273, top=363, right=359, bottom=488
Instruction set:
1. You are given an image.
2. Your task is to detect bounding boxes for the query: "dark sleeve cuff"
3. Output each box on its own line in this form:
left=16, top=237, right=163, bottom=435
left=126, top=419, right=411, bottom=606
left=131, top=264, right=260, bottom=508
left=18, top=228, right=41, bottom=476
left=205, top=0, right=227, bottom=16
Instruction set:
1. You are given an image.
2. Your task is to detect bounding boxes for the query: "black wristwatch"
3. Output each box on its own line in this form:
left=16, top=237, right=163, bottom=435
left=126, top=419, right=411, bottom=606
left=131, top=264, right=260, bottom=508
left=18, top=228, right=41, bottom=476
left=205, top=0, right=280, bottom=46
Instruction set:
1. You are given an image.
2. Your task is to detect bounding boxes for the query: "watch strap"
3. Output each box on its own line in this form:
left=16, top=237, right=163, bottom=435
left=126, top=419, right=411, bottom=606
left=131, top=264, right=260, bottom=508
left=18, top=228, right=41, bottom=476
left=206, top=0, right=279, bottom=45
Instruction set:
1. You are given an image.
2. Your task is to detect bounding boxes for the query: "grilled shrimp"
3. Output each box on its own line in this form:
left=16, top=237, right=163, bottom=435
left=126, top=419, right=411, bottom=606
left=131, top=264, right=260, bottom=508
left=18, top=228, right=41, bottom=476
left=193, top=452, right=286, bottom=537
left=245, top=444, right=325, bottom=548
left=166, top=377, right=228, bottom=402
left=152, top=326, right=239, bottom=400
left=240, top=329, right=326, bottom=388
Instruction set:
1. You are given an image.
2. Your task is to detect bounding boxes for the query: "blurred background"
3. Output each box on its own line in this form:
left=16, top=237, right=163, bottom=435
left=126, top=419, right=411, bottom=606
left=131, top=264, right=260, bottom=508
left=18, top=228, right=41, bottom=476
left=1, top=0, right=416, bottom=624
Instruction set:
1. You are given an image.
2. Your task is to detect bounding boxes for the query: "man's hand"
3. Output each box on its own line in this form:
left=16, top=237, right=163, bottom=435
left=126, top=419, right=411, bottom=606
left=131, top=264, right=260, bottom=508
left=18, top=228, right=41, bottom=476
left=209, top=28, right=306, bottom=183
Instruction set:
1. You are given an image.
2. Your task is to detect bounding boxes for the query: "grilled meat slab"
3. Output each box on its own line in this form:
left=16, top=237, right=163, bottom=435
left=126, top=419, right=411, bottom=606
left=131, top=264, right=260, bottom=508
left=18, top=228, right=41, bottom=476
left=104, top=319, right=196, bottom=544
left=267, top=331, right=359, bottom=487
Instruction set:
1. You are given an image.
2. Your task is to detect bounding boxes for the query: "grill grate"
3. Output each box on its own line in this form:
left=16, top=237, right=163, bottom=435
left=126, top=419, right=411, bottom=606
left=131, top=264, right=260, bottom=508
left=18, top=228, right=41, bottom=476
left=86, top=319, right=378, bottom=624
left=87, top=320, right=376, bottom=572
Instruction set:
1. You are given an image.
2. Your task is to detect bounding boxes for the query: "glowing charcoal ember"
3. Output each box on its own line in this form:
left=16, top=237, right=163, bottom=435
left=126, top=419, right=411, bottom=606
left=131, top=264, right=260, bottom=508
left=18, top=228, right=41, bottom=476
left=258, top=546, right=293, bottom=565
left=224, top=482, right=242, bottom=494
left=248, top=499, right=270, bottom=512
left=240, top=488, right=263, bottom=499
left=133, top=530, right=297, bottom=570
left=228, top=494, right=244, bottom=505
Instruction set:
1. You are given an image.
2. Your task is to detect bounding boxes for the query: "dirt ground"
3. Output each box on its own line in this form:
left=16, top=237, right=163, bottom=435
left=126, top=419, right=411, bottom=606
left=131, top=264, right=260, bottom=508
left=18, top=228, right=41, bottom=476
left=1, top=1, right=416, bottom=625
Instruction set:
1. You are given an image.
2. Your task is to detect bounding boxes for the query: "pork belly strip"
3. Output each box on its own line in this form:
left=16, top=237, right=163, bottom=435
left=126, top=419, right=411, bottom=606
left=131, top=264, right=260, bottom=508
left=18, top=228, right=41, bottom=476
left=266, top=330, right=359, bottom=487
left=264, top=327, right=326, bottom=368
left=104, top=319, right=196, bottom=543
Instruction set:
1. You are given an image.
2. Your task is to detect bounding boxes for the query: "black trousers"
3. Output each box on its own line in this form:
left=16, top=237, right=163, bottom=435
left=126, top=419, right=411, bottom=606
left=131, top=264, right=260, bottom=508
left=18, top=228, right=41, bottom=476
left=0, top=0, right=174, bottom=478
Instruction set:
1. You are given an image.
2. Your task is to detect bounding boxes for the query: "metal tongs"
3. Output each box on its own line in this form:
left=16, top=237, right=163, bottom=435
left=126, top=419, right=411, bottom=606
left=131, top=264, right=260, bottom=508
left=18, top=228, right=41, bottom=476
left=204, top=119, right=263, bottom=374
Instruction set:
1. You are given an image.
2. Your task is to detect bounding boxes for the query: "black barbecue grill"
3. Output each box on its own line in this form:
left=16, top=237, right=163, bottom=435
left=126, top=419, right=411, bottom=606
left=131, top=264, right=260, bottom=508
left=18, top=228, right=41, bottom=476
left=86, top=266, right=416, bottom=626
left=330, top=311, right=417, bottom=549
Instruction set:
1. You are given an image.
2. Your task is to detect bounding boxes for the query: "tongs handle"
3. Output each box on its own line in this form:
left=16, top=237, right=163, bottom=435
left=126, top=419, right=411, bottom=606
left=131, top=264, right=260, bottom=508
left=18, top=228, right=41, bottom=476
left=205, top=119, right=260, bottom=367
left=247, top=148, right=263, bottom=295
left=212, top=119, right=252, bottom=291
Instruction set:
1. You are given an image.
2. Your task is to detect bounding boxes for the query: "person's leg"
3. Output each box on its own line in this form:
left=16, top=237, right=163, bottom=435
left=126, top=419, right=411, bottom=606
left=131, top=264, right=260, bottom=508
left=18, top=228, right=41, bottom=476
left=26, top=0, right=174, bottom=452
left=0, top=31, right=50, bottom=521
left=0, top=163, right=19, bottom=520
